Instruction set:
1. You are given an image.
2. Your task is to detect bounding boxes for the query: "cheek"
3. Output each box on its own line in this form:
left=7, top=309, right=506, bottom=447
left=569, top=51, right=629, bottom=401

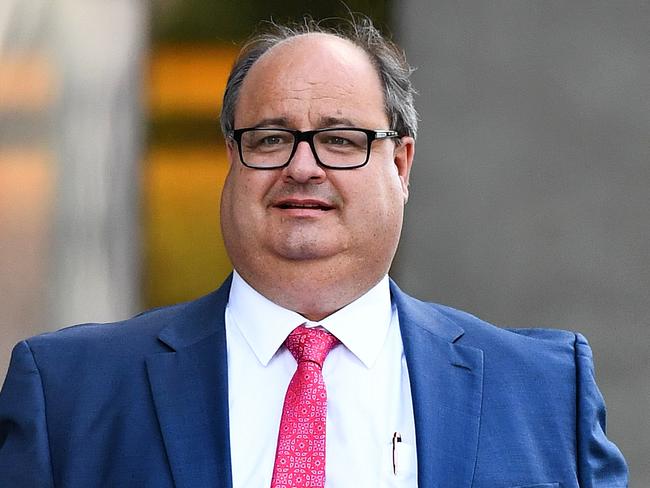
left=222, top=174, right=259, bottom=238
left=345, top=177, right=403, bottom=230
left=227, top=168, right=273, bottom=209
left=369, top=167, right=406, bottom=208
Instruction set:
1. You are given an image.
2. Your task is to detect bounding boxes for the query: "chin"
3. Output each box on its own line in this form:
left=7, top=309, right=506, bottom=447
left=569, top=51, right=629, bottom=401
left=275, top=244, right=337, bottom=261
left=273, top=237, right=341, bottom=262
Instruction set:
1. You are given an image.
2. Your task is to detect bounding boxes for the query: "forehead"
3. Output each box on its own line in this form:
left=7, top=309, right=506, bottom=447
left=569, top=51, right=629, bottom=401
left=234, top=33, right=387, bottom=128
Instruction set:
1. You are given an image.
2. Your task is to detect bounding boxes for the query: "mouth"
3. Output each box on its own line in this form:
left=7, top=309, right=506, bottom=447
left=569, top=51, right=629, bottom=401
left=272, top=198, right=336, bottom=212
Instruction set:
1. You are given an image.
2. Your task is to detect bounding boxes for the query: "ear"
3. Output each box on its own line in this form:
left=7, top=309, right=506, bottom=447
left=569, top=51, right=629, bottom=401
left=225, top=136, right=237, bottom=165
left=393, top=136, right=415, bottom=203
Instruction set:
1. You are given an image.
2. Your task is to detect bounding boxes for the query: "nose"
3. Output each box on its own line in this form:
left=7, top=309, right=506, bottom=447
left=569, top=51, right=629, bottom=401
left=282, top=141, right=327, bottom=184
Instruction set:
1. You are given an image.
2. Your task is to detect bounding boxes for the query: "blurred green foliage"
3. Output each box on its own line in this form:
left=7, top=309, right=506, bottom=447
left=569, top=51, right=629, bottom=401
left=152, top=0, right=392, bottom=43
left=148, top=115, right=224, bottom=146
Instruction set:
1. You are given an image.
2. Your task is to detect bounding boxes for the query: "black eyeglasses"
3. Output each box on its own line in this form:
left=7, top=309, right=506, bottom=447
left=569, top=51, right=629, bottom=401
left=229, top=127, right=400, bottom=169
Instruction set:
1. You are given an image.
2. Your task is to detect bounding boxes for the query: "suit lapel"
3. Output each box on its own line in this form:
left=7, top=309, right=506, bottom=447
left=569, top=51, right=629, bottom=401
left=392, top=281, right=484, bottom=488
left=146, top=279, right=233, bottom=488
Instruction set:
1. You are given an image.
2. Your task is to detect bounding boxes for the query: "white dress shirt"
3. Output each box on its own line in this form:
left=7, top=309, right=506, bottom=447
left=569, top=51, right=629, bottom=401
left=225, top=271, right=417, bottom=487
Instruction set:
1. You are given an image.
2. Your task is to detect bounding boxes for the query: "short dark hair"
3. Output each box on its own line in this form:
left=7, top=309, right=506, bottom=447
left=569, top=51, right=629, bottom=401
left=219, top=16, right=418, bottom=139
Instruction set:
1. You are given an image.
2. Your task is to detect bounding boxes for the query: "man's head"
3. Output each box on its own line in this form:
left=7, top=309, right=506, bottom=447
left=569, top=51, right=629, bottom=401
left=220, top=18, right=418, bottom=141
left=219, top=18, right=417, bottom=319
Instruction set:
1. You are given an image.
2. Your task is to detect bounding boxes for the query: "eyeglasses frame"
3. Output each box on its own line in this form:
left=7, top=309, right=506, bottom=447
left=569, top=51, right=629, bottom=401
left=228, top=127, right=401, bottom=170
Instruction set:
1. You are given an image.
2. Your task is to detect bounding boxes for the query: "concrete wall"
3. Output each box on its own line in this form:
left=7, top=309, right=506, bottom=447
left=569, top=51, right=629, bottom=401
left=392, top=2, right=649, bottom=485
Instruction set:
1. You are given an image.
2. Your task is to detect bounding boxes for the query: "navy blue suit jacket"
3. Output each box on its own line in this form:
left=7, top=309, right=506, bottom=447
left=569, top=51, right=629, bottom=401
left=0, top=278, right=628, bottom=487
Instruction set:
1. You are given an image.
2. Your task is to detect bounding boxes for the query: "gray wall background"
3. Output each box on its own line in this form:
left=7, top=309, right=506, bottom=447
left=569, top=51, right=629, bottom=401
left=393, top=2, right=649, bottom=485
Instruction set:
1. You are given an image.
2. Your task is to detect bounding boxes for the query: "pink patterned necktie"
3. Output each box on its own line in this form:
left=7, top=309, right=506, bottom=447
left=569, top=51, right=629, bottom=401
left=270, top=325, right=340, bottom=488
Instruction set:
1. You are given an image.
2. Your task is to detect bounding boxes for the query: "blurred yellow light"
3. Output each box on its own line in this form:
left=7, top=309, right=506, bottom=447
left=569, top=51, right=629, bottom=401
left=143, top=146, right=232, bottom=306
left=148, top=45, right=239, bottom=116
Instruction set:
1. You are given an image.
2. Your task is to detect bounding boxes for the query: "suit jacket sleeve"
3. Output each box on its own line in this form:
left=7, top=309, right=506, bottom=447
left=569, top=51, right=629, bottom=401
left=575, top=333, right=628, bottom=487
left=0, top=341, right=55, bottom=488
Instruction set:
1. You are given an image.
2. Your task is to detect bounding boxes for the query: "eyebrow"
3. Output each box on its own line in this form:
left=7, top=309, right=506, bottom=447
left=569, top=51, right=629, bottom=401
left=251, top=116, right=358, bottom=129
left=252, top=117, right=290, bottom=128
left=318, top=116, right=356, bottom=128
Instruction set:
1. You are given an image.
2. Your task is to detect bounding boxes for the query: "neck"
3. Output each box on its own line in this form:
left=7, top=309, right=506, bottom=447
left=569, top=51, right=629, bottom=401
left=235, top=259, right=387, bottom=321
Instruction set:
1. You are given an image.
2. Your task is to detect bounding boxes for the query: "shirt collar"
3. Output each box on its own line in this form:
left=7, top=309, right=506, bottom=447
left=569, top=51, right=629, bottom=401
left=227, top=271, right=393, bottom=369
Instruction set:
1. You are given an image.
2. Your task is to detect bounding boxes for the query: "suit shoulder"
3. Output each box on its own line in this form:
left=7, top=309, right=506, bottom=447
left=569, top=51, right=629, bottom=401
left=425, top=301, right=583, bottom=368
left=505, top=326, right=579, bottom=343
left=432, top=301, right=574, bottom=340
left=418, top=304, right=587, bottom=402
left=390, top=282, right=581, bottom=353
left=24, top=289, right=222, bottom=358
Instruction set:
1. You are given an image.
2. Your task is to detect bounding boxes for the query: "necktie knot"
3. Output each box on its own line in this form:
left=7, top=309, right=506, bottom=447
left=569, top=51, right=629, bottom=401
left=286, top=325, right=339, bottom=368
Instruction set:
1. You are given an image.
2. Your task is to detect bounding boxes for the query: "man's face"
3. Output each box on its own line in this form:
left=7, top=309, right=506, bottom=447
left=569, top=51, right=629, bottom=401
left=221, top=34, right=414, bottom=298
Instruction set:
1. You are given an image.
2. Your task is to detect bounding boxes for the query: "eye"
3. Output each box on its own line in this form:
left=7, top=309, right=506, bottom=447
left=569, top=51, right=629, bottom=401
left=316, top=130, right=366, bottom=150
left=243, top=130, right=293, bottom=150
left=324, top=136, right=351, bottom=146
left=260, top=135, right=283, bottom=145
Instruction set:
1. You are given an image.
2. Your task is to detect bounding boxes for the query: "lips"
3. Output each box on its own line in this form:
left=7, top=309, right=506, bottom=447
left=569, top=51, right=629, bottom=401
left=272, top=198, right=335, bottom=212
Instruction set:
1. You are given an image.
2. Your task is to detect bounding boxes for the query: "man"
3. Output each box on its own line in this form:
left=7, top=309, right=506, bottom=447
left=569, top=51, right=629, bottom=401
left=0, top=17, right=628, bottom=488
